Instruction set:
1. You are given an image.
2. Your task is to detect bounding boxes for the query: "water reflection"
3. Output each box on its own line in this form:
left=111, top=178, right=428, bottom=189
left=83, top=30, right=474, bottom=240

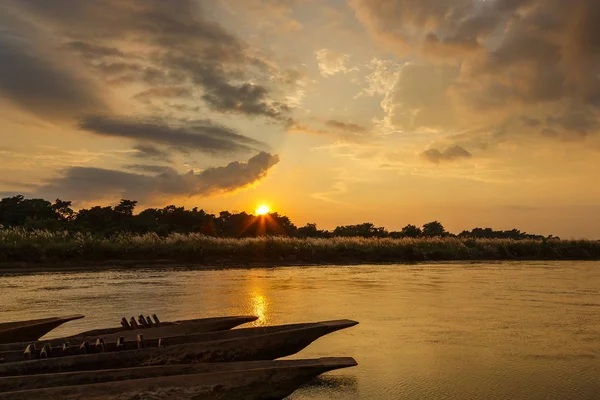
left=288, top=375, right=359, bottom=399
left=251, top=292, right=269, bottom=326
left=0, top=262, right=599, bottom=399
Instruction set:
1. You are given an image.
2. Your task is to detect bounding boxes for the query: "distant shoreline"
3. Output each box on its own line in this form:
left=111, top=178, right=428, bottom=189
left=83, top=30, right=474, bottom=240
left=0, top=253, right=600, bottom=275
left=1, top=258, right=599, bottom=275
left=1, top=233, right=599, bottom=273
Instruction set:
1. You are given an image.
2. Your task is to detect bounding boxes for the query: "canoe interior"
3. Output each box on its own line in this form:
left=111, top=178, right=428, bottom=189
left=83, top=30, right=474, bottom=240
left=70, top=315, right=258, bottom=340
left=0, top=315, right=258, bottom=351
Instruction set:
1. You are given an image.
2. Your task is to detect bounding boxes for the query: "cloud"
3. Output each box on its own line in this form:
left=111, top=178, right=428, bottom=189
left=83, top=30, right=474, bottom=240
left=348, top=0, right=519, bottom=56
left=352, top=0, right=600, bottom=146
left=325, top=120, right=368, bottom=134
left=80, top=115, right=267, bottom=154
left=286, top=119, right=369, bottom=142
left=421, top=145, right=472, bottom=164
left=162, top=57, right=289, bottom=118
left=132, top=145, right=173, bottom=162
left=315, top=49, right=357, bottom=77
left=134, top=87, right=192, bottom=101
left=219, top=0, right=304, bottom=34
left=124, top=164, right=175, bottom=174
left=0, top=19, right=108, bottom=120
left=37, top=152, right=280, bottom=202
left=5, top=0, right=292, bottom=121
left=63, top=41, right=127, bottom=59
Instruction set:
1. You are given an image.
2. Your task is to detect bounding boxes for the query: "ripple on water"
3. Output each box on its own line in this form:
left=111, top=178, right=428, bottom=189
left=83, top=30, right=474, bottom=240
left=0, top=261, right=599, bottom=400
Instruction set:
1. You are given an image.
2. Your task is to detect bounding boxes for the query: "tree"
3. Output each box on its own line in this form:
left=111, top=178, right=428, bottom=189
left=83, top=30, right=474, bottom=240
left=422, top=221, right=446, bottom=237
left=333, top=223, right=387, bottom=238
left=74, top=206, right=117, bottom=233
left=0, top=195, right=68, bottom=227
left=114, top=199, right=137, bottom=216
left=401, top=224, right=422, bottom=238
left=0, top=194, right=557, bottom=240
left=51, top=199, right=74, bottom=221
left=297, top=223, right=330, bottom=238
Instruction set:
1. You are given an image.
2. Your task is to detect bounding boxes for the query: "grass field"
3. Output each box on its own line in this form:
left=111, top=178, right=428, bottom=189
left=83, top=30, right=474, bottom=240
left=1, top=228, right=599, bottom=267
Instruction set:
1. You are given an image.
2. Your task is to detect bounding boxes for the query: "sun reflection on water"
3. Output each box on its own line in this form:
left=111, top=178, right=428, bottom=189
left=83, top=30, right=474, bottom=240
left=251, top=292, right=269, bottom=326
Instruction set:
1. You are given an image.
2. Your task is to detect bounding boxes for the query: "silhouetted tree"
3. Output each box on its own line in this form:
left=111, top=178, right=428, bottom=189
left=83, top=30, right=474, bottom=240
left=297, top=223, right=331, bottom=238
left=422, top=221, right=446, bottom=237
left=0, top=194, right=556, bottom=240
left=51, top=199, right=74, bottom=221
left=0, top=196, right=74, bottom=229
left=114, top=199, right=137, bottom=216
left=400, top=224, right=422, bottom=238
left=458, top=227, right=546, bottom=240
left=333, top=223, right=387, bottom=238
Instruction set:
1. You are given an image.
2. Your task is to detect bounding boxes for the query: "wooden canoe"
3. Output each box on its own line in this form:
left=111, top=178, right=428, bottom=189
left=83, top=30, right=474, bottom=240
left=0, top=316, right=257, bottom=351
left=0, top=357, right=358, bottom=399
left=0, top=320, right=355, bottom=363
left=0, top=320, right=359, bottom=376
left=0, top=316, right=84, bottom=345
left=65, top=314, right=256, bottom=339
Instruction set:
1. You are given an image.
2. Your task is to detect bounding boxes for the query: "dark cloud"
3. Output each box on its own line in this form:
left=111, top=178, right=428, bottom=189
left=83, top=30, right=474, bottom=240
left=7, top=0, right=290, bottom=120
left=286, top=119, right=367, bottom=142
left=80, top=115, right=267, bottom=154
left=0, top=24, right=107, bottom=120
left=132, top=145, right=173, bottom=163
left=37, top=152, right=280, bottom=201
left=134, top=87, right=192, bottom=100
left=545, top=107, right=599, bottom=137
left=355, top=0, right=600, bottom=144
left=350, top=0, right=530, bottom=56
left=124, top=164, right=175, bottom=174
left=16, top=0, right=243, bottom=51
left=95, top=63, right=187, bottom=87
left=325, top=120, right=368, bottom=134
left=165, top=58, right=288, bottom=118
left=421, top=145, right=472, bottom=164
left=63, top=41, right=127, bottom=59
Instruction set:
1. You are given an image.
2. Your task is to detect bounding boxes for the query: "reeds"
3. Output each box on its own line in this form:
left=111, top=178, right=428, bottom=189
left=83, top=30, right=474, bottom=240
left=1, top=228, right=599, bottom=265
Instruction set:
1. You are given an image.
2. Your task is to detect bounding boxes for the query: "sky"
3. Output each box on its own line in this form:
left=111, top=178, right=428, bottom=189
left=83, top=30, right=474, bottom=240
left=1, top=0, right=600, bottom=238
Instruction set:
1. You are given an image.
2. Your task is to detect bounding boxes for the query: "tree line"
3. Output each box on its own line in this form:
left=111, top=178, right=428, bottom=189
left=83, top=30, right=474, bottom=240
left=0, top=195, right=555, bottom=240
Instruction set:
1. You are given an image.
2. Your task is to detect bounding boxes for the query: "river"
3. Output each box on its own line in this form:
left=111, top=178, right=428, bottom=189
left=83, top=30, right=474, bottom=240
left=1, top=261, right=599, bottom=399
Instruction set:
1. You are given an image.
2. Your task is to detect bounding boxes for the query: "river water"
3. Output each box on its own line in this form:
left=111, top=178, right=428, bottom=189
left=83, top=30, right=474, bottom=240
left=0, top=262, right=599, bottom=399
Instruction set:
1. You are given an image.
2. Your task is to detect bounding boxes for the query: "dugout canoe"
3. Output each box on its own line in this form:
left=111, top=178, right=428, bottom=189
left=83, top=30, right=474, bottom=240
left=0, top=357, right=357, bottom=394
left=0, top=320, right=355, bottom=363
left=0, top=315, right=257, bottom=351
left=0, top=320, right=358, bottom=376
left=66, top=314, right=258, bottom=338
left=0, top=357, right=357, bottom=399
left=0, top=316, right=84, bottom=345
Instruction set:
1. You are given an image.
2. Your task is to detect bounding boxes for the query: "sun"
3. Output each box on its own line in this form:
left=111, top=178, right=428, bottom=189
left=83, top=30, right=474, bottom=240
left=255, top=205, right=270, bottom=215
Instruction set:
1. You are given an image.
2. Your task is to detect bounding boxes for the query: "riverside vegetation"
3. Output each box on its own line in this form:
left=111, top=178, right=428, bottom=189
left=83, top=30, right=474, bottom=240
left=1, top=230, right=600, bottom=265
left=1, top=195, right=599, bottom=266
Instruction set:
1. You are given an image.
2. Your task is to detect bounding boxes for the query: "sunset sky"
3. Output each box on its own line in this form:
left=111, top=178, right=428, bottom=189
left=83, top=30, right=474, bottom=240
left=1, top=0, right=600, bottom=238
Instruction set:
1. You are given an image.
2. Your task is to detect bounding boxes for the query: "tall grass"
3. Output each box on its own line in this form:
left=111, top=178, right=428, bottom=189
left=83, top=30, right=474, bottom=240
left=1, top=228, right=599, bottom=266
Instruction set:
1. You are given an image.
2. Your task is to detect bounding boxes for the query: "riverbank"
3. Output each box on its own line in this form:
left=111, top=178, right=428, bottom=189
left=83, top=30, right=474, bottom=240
left=1, top=230, right=600, bottom=271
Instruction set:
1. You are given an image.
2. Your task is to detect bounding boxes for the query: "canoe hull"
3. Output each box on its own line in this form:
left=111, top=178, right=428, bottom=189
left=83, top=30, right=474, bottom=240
left=0, top=316, right=84, bottom=345
left=0, top=320, right=359, bottom=376
left=0, top=357, right=357, bottom=393
left=0, top=357, right=358, bottom=400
